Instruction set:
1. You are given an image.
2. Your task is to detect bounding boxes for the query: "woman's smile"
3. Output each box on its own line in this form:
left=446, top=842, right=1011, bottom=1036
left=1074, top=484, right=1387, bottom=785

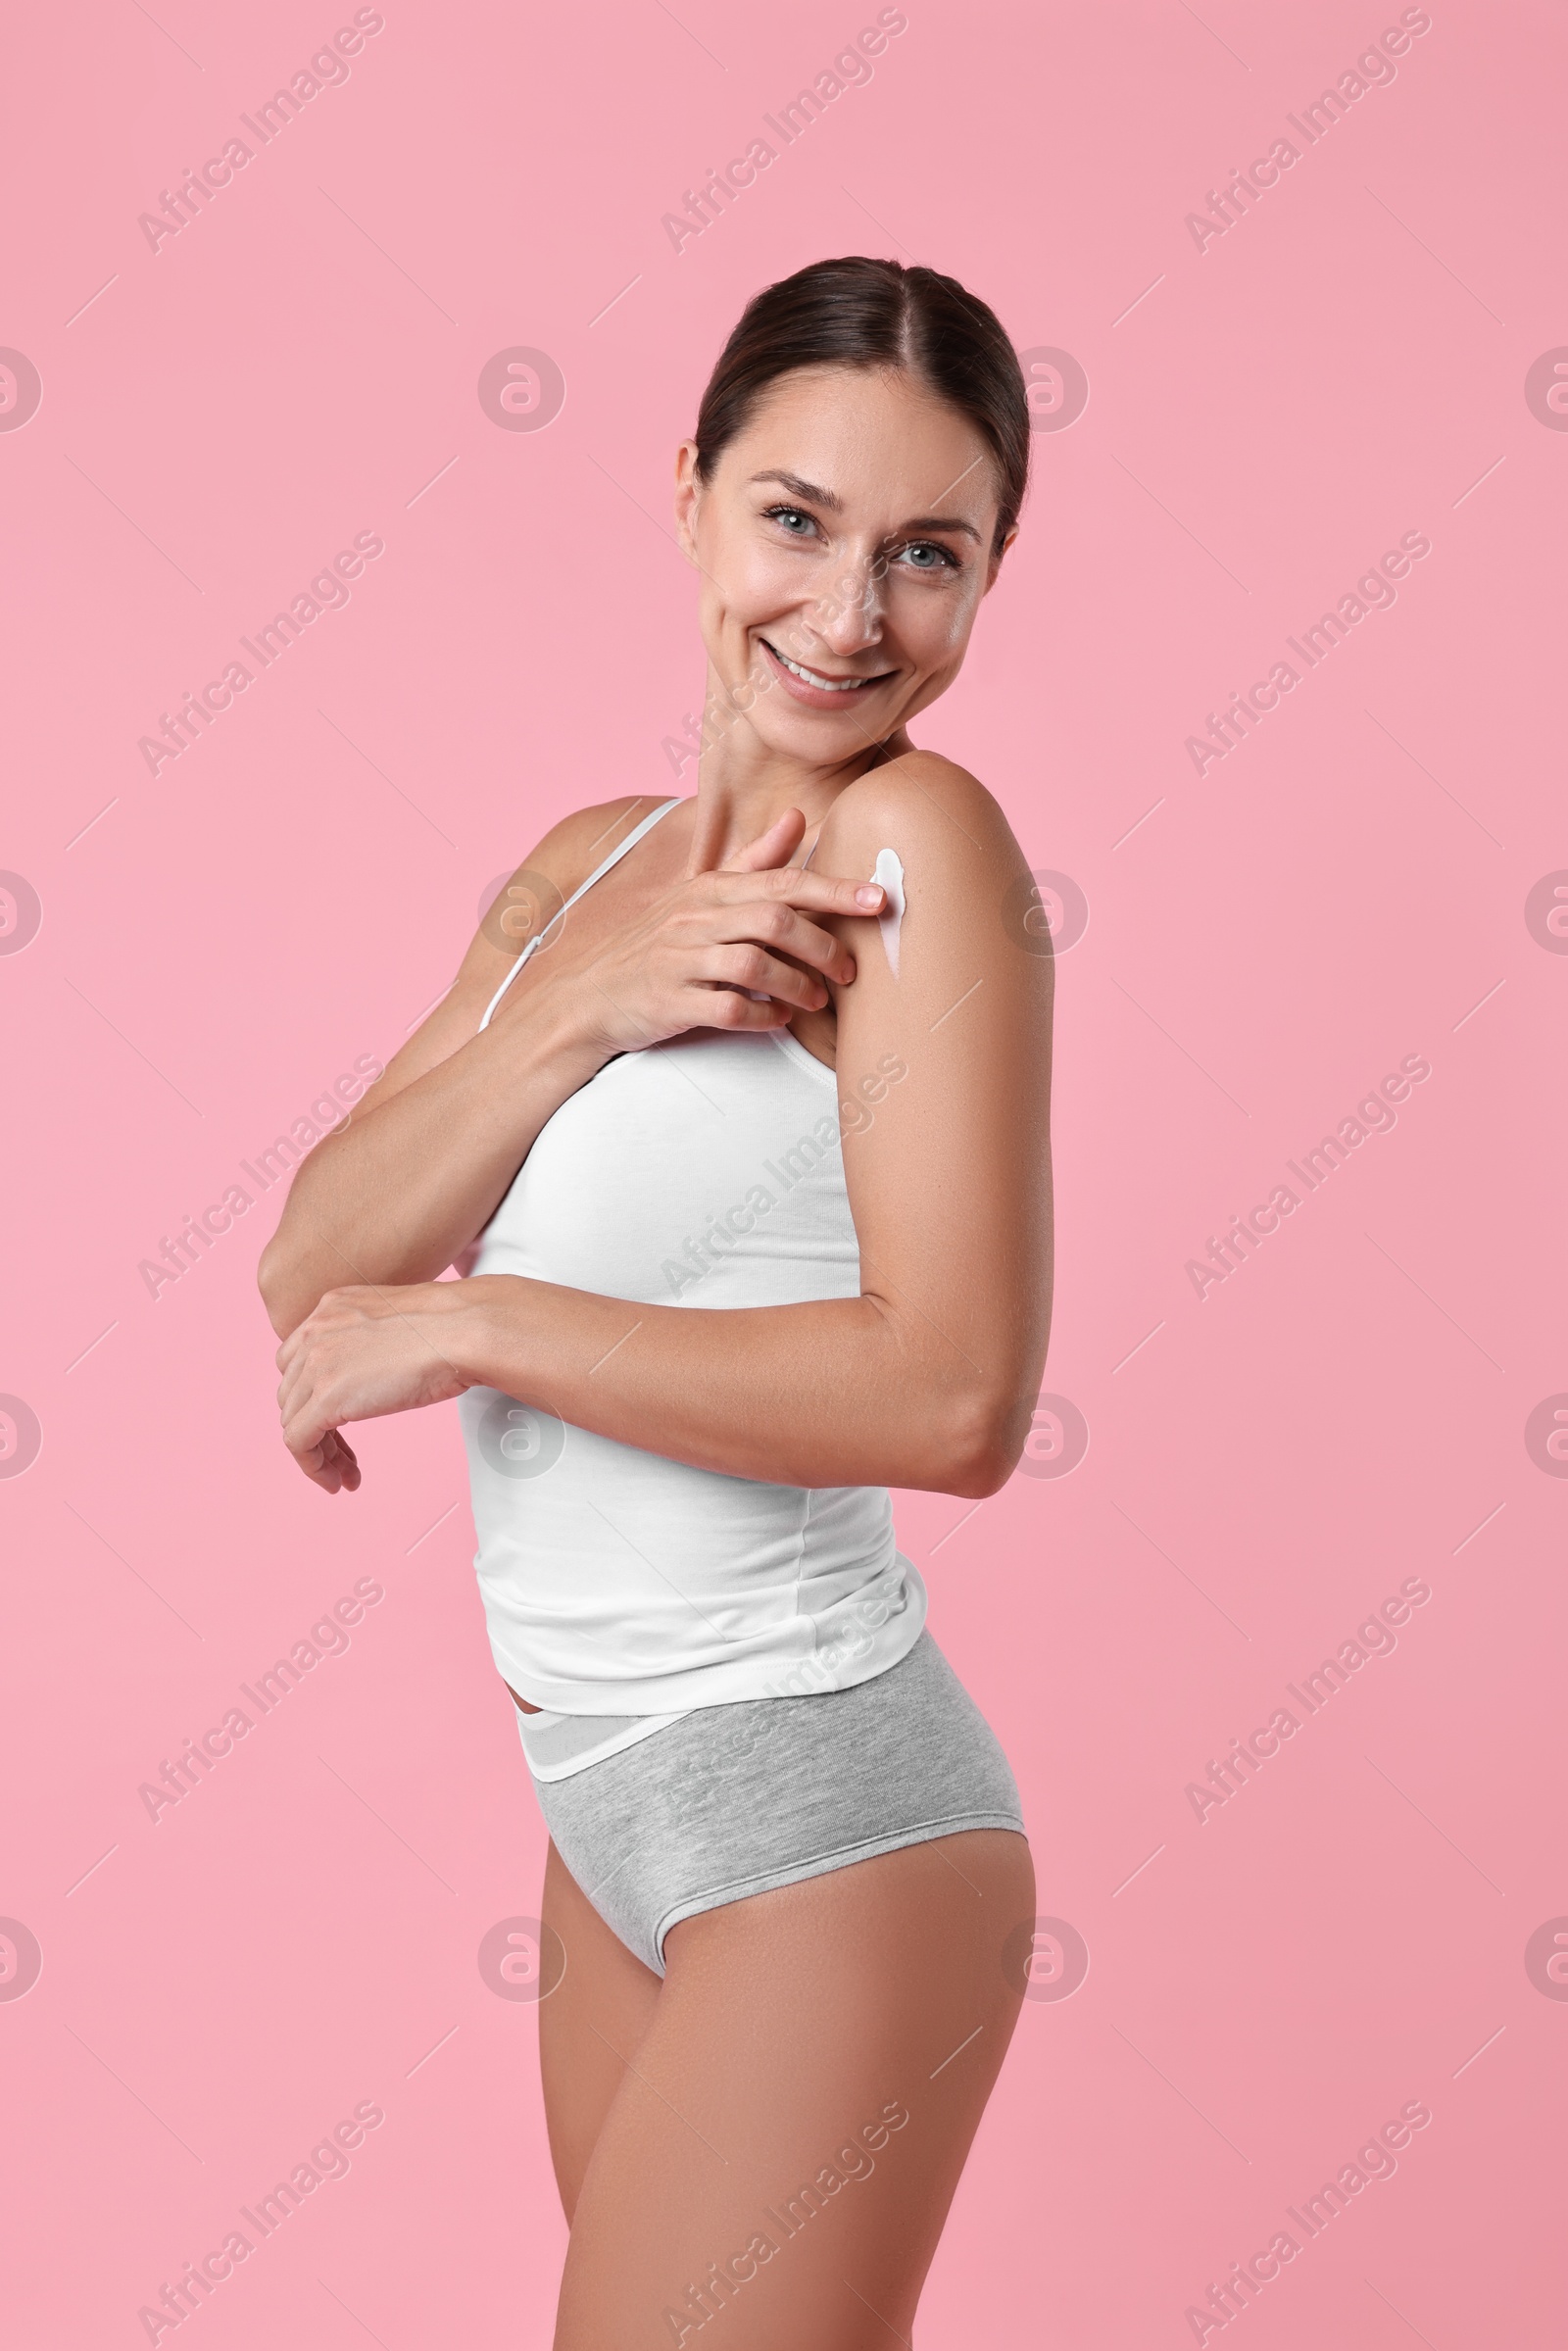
left=757, top=633, right=899, bottom=707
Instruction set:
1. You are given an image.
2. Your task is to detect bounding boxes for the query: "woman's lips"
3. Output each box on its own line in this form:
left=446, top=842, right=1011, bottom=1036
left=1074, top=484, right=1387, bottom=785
left=758, top=635, right=894, bottom=710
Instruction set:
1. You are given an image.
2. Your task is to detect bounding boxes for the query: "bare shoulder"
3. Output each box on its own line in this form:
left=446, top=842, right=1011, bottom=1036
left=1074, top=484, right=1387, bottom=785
left=490, top=793, right=667, bottom=915
left=472, top=793, right=671, bottom=959
left=352, top=795, right=670, bottom=1121
left=540, top=799, right=676, bottom=888
left=813, top=743, right=1052, bottom=1064
left=815, top=744, right=1052, bottom=1163
left=816, top=747, right=1032, bottom=904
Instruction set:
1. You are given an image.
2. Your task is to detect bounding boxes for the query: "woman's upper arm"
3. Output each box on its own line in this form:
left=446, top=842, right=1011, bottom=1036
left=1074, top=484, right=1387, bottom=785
left=345, top=796, right=648, bottom=1126
left=820, top=756, right=1054, bottom=1435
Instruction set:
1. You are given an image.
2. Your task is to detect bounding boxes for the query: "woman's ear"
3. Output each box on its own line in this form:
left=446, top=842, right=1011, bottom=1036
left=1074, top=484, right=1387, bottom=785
left=984, top=523, right=1019, bottom=592
left=673, top=440, right=703, bottom=567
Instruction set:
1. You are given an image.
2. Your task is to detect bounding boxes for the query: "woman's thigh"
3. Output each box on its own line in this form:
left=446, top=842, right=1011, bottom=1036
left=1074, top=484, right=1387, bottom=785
left=551, top=1826, right=1036, bottom=2351
left=538, top=1837, right=663, bottom=2223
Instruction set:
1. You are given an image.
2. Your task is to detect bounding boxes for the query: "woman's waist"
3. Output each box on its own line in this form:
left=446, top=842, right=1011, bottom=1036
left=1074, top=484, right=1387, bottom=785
left=469, top=1500, right=900, bottom=1594
left=490, top=1555, right=929, bottom=1721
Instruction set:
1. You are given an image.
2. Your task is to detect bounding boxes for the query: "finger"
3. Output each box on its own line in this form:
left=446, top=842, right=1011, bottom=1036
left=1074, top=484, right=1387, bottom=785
left=721, top=807, right=808, bottom=873
left=698, top=945, right=831, bottom=1011
left=293, top=1445, right=341, bottom=1493
left=300, top=1429, right=361, bottom=1494
left=295, top=1440, right=358, bottom=1494
left=276, top=1353, right=313, bottom=1422
left=318, top=1429, right=361, bottom=1492
left=681, top=983, right=793, bottom=1032
left=282, top=1392, right=340, bottom=1471
left=708, top=902, right=858, bottom=983
left=287, top=1430, right=339, bottom=1490
left=712, top=865, right=885, bottom=921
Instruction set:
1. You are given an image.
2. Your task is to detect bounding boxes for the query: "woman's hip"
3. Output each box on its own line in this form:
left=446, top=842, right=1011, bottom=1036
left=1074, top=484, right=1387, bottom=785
left=528, top=1630, right=1025, bottom=1976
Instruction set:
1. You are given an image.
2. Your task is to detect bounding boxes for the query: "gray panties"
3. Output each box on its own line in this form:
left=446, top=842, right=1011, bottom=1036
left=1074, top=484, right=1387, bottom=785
left=524, top=1631, right=1026, bottom=1976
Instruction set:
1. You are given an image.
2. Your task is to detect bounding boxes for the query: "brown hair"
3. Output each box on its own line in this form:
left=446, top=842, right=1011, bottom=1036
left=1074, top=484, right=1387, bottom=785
left=694, top=256, right=1030, bottom=557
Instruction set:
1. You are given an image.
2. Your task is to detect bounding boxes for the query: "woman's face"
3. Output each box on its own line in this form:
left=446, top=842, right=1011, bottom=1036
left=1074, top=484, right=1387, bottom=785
left=674, top=364, right=1013, bottom=761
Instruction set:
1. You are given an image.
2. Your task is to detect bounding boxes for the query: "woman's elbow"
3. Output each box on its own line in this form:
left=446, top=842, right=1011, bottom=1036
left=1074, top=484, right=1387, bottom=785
left=256, top=1241, right=306, bottom=1339
left=945, top=1437, right=1022, bottom=1501
left=924, top=1388, right=1033, bottom=1499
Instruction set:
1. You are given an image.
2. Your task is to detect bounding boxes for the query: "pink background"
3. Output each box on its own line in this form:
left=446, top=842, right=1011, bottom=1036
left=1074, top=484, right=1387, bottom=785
left=3, top=1, right=1564, bottom=2343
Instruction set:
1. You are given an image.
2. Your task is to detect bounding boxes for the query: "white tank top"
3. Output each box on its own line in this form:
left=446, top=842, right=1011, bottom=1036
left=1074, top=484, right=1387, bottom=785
left=459, top=798, right=927, bottom=1772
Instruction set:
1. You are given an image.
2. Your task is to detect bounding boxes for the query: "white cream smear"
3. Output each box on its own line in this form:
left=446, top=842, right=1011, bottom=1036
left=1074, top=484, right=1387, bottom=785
left=752, top=843, right=904, bottom=999
left=872, top=848, right=906, bottom=977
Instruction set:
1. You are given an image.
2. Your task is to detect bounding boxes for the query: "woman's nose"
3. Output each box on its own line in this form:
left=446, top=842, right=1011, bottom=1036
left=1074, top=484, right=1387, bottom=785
left=810, top=561, right=885, bottom=654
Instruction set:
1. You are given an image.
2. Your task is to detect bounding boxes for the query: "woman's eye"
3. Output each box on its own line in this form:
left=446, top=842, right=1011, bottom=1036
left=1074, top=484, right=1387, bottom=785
left=765, top=506, right=817, bottom=536
left=899, top=540, right=958, bottom=571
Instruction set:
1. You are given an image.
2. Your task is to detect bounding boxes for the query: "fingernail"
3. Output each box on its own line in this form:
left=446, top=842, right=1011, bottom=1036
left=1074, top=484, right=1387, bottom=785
left=855, top=885, right=883, bottom=907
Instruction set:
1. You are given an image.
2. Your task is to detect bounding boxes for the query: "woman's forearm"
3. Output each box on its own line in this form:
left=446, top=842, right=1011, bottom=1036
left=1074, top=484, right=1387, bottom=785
left=445, top=1273, right=1039, bottom=1498
left=258, top=979, right=605, bottom=1338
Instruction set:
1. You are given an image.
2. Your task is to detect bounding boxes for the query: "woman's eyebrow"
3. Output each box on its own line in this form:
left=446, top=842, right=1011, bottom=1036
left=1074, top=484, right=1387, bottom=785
left=899, top=513, right=981, bottom=543
left=751, top=469, right=981, bottom=543
left=751, top=468, right=843, bottom=511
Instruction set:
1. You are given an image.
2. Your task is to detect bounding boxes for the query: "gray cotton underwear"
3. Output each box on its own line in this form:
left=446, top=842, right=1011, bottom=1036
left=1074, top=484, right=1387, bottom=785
left=523, top=1630, right=1027, bottom=1976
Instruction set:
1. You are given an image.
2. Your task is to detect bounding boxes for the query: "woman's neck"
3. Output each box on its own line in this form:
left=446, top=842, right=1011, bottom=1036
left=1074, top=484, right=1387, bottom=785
left=686, top=678, right=908, bottom=871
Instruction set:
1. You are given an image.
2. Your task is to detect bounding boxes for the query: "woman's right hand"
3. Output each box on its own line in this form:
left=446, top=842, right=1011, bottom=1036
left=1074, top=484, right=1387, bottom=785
left=505, top=808, right=887, bottom=1057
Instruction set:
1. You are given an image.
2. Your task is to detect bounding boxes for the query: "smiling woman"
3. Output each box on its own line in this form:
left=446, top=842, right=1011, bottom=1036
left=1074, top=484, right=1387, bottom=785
left=258, top=254, right=1054, bottom=2348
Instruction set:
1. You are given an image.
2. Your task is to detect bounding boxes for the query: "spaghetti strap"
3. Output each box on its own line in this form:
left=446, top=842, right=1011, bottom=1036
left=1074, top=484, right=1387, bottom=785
left=478, top=797, right=682, bottom=1032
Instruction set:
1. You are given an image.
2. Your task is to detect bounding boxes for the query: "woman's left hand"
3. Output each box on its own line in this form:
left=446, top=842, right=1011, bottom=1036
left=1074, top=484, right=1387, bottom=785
left=275, top=1283, right=473, bottom=1493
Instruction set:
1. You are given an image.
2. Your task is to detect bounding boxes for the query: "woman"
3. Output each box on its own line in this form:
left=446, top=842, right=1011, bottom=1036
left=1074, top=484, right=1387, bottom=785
left=261, top=256, right=1054, bottom=2348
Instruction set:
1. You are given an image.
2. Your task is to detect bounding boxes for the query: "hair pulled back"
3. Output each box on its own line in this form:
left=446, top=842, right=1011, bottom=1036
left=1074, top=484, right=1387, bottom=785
left=693, top=256, right=1030, bottom=556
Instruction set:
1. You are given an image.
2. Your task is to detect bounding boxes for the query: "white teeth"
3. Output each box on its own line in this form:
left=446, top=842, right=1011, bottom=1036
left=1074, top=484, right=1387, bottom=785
left=770, top=646, right=867, bottom=690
